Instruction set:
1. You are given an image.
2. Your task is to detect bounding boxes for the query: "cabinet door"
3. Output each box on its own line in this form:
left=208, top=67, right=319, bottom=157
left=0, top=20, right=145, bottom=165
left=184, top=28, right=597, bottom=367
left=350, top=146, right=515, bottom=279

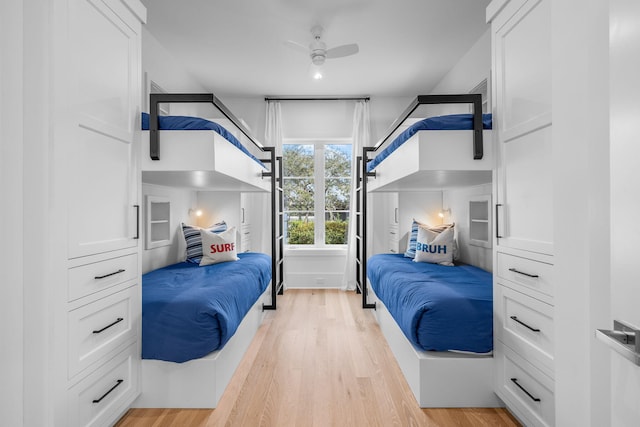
left=494, top=0, right=553, bottom=256
left=388, top=192, right=399, bottom=226
left=63, top=0, right=141, bottom=258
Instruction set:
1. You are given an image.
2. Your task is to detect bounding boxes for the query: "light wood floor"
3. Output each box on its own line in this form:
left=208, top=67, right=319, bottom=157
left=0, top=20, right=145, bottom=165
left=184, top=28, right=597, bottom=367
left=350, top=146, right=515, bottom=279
left=116, top=289, right=521, bottom=427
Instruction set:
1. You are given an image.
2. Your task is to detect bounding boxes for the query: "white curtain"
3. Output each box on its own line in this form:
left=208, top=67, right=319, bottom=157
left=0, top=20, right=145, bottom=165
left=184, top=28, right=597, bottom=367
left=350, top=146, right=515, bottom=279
left=342, top=100, right=370, bottom=291
left=265, top=100, right=283, bottom=157
left=264, top=100, right=283, bottom=261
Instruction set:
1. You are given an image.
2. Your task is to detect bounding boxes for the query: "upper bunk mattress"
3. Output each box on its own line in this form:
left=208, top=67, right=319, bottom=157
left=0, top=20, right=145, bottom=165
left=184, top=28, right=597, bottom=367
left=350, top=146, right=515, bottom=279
left=367, top=113, right=492, bottom=172
left=367, top=253, right=493, bottom=354
left=142, top=112, right=264, bottom=167
left=141, top=252, right=271, bottom=363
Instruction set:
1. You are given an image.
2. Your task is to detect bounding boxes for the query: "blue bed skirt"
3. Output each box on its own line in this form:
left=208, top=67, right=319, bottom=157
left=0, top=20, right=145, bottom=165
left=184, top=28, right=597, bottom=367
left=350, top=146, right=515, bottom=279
left=367, top=253, right=493, bottom=353
left=142, top=252, right=271, bottom=363
left=367, top=113, right=493, bottom=172
left=141, top=112, right=265, bottom=167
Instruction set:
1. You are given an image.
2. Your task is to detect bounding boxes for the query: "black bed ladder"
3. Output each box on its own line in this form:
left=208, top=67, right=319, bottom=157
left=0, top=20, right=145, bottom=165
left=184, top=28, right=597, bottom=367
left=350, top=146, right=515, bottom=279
left=357, top=149, right=377, bottom=310
left=262, top=147, right=284, bottom=310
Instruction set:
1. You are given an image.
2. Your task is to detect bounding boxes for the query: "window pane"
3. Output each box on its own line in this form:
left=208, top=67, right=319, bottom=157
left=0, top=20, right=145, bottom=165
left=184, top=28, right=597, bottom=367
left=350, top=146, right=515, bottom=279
left=283, top=144, right=314, bottom=177
left=325, top=178, right=350, bottom=212
left=324, top=145, right=351, bottom=245
left=325, top=144, right=351, bottom=178
left=283, top=143, right=315, bottom=246
left=285, top=213, right=314, bottom=245
left=284, top=178, right=314, bottom=211
left=325, top=212, right=349, bottom=244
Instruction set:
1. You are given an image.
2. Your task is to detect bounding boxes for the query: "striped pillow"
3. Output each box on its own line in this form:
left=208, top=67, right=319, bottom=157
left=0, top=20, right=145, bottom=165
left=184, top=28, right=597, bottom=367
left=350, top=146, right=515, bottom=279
left=181, top=221, right=228, bottom=263
left=404, top=219, right=455, bottom=258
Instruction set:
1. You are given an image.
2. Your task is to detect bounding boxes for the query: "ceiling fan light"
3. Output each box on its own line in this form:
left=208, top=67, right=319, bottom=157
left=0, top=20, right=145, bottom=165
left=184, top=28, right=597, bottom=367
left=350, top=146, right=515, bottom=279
left=309, top=63, right=324, bottom=80
left=311, top=53, right=325, bottom=65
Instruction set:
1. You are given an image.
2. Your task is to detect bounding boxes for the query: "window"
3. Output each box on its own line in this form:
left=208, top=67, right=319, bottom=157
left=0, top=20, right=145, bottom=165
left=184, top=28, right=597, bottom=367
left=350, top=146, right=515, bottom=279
left=283, top=140, right=352, bottom=247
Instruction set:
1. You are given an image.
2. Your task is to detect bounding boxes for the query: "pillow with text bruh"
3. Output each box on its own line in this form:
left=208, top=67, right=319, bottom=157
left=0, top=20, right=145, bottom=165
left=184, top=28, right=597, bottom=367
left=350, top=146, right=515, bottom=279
left=413, top=225, right=455, bottom=266
left=404, top=219, right=456, bottom=259
left=199, top=226, right=238, bottom=266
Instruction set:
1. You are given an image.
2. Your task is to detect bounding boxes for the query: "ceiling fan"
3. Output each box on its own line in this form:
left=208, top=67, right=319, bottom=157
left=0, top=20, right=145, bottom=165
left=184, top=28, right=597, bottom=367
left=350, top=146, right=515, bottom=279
left=286, top=25, right=359, bottom=71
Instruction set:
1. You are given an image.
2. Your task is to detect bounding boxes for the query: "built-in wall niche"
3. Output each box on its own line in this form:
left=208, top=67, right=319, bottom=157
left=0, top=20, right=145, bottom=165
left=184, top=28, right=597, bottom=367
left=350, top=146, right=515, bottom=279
left=469, top=195, right=491, bottom=248
left=145, top=195, right=171, bottom=249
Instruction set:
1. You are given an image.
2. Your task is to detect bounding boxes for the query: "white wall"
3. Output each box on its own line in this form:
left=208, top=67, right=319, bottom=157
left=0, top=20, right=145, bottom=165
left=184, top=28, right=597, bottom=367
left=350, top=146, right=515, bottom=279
left=142, top=27, right=213, bottom=117
left=3, top=1, right=53, bottom=425
left=217, top=95, right=416, bottom=150
left=1, top=1, right=25, bottom=424
left=284, top=249, right=347, bottom=289
left=552, top=1, right=611, bottom=426
left=398, top=191, right=444, bottom=252
left=431, top=29, right=491, bottom=96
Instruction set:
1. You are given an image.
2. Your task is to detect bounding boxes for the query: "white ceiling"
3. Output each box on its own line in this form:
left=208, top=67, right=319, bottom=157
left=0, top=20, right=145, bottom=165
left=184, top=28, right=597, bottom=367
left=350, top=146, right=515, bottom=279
left=141, top=0, right=491, bottom=98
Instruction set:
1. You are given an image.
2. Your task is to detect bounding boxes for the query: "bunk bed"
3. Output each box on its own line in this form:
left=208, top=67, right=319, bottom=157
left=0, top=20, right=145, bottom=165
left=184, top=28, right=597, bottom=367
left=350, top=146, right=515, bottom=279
left=135, top=93, right=284, bottom=409
left=356, top=94, right=500, bottom=408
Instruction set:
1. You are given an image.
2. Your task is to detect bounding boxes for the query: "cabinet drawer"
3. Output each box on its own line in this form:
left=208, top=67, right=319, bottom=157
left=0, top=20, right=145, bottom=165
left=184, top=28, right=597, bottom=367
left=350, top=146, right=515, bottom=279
left=68, top=343, right=139, bottom=427
left=68, top=286, right=139, bottom=379
left=240, top=224, right=251, bottom=252
left=495, top=344, right=554, bottom=427
left=389, top=225, right=400, bottom=254
left=68, top=253, right=138, bottom=302
left=495, top=284, right=554, bottom=377
left=497, top=252, right=553, bottom=299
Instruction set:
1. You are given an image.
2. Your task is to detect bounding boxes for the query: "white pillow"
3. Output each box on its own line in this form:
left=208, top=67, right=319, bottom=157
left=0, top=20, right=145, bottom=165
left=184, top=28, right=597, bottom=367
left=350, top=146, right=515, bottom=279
left=179, top=221, right=228, bottom=263
left=414, top=225, right=455, bottom=266
left=199, top=227, right=238, bottom=266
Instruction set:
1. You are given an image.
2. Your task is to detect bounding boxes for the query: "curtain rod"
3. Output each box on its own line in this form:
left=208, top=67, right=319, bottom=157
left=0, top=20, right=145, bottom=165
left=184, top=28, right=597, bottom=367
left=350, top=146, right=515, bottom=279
left=264, top=96, right=370, bottom=102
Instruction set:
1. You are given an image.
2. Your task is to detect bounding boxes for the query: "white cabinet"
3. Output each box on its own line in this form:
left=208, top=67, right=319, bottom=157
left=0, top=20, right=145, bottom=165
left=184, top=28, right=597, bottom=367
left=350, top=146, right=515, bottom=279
left=387, top=193, right=399, bottom=253
left=63, top=0, right=143, bottom=259
left=51, top=0, right=145, bottom=425
left=492, top=0, right=553, bottom=257
left=240, top=193, right=252, bottom=252
left=488, top=0, right=555, bottom=425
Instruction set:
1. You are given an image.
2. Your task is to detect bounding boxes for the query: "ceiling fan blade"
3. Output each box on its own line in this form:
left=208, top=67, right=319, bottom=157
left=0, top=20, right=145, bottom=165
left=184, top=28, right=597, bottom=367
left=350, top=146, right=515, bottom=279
left=283, top=40, right=309, bottom=55
left=326, top=43, right=359, bottom=59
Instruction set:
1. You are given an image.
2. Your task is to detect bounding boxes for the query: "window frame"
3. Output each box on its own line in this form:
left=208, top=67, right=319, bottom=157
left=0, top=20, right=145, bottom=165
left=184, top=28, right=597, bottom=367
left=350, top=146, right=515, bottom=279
left=282, top=137, right=352, bottom=249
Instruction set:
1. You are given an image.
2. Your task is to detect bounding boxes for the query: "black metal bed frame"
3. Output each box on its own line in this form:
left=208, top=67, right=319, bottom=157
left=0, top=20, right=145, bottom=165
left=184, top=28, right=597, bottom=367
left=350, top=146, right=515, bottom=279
left=355, top=94, right=484, bottom=309
left=148, top=93, right=283, bottom=310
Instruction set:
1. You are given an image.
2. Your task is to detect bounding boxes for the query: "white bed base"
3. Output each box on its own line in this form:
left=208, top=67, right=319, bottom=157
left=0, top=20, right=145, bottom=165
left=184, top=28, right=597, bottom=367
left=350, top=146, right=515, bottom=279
left=141, top=130, right=270, bottom=192
left=133, top=287, right=271, bottom=408
left=367, top=281, right=502, bottom=408
left=367, top=129, right=493, bottom=192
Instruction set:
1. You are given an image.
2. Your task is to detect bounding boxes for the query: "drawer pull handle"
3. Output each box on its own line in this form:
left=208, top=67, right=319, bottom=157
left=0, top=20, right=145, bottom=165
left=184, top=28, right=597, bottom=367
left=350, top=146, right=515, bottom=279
left=94, top=269, right=125, bottom=280
left=134, top=204, right=140, bottom=240
left=93, top=317, right=124, bottom=334
left=510, top=316, right=541, bottom=332
left=495, top=203, right=503, bottom=238
left=92, top=379, right=124, bottom=404
left=510, top=378, right=541, bottom=402
left=390, top=231, right=396, bottom=235
left=508, top=268, right=539, bottom=278
left=390, top=249, right=397, bottom=253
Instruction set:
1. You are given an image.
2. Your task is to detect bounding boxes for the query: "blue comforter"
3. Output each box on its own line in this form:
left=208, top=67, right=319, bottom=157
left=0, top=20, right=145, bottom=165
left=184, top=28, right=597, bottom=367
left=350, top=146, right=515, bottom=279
left=367, top=113, right=493, bottom=172
left=367, top=254, right=493, bottom=353
left=141, top=112, right=265, bottom=167
left=142, top=252, right=272, bottom=363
